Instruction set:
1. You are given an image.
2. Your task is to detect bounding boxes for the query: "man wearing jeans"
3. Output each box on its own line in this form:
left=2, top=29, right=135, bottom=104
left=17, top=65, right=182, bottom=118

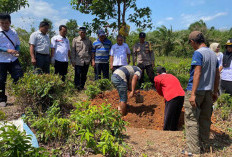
left=0, top=13, right=23, bottom=107
left=71, top=27, right=92, bottom=90
left=29, top=21, right=50, bottom=74
left=92, top=30, right=112, bottom=80
left=111, top=65, right=142, bottom=116
left=182, top=31, right=219, bottom=156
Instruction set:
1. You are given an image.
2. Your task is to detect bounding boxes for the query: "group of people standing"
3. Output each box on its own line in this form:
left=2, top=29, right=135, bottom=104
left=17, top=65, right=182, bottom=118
left=0, top=13, right=231, bottom=156
left=0, top=13, right=155, bottom=106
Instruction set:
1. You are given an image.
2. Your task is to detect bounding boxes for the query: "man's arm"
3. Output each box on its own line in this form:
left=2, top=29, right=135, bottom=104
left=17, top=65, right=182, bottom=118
left=154, top=77, right=163, bottom=96
left=110, top=55, right=114, bottom=70
left=189, top=65, right=201, bottom=107
left=127, top=54, right=131, bottom=65
left=71, top=39, right=76, bottom=67
left=132, top=45, right=137, bottom=66
left=29, top=44, right=36, bottom=65
left=213, top=68, right=220, bottom=102
left=128, top=74, right=139, bottom=98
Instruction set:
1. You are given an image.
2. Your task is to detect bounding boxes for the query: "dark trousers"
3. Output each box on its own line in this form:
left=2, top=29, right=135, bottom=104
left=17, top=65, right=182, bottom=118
left=74, top=63, right=89, bottom=89
left=54, top=60, right=68, bottom=82
left=34, top=53, right=50, bottom=74
left=112, top=66, right=122, bottom=73
left=0, top=59, right=23, bottom=102
left=221, top=79, right=232, bottom=95
left=94, top=63, right=109, bottom=80
left=164, top=96, right=184, bottom=131
left=137, top=64, right=155, bottom=87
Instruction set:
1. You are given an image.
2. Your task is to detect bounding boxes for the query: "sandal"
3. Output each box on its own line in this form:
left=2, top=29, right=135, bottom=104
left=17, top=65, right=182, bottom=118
left=181, top=150, right=193, bottom=156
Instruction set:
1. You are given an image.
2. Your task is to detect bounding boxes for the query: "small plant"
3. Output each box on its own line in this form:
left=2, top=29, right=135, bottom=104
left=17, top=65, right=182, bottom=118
left=0, top=124, right=49, bottom=157
left=85, top=85, right=101, bottom=99
left=96, top=79, right=112, bottom=91
left=8, top=72, right=65, bottom=111
left=0, top=110, right=6, bottom=120
left=141, top=82, right=153, bottom=91
left=24, top=102, right=70, bottom=143
left=69, top=102, right=128, bottom=156
left=216, top=93, right=232, bottom=120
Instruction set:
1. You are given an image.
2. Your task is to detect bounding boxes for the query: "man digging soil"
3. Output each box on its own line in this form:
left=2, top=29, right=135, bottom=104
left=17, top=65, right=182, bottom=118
left=111, top=65, right=142, bottom=116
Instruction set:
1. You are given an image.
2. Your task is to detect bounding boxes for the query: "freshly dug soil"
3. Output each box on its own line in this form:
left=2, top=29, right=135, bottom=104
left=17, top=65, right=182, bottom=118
left=91, top=90, right=223, bottom=133
left=91, top=90, right=183, bottom=130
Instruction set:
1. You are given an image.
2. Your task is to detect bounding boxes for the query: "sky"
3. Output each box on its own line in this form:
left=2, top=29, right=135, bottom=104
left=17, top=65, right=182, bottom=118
left=10, top=0, right=231, bottom=34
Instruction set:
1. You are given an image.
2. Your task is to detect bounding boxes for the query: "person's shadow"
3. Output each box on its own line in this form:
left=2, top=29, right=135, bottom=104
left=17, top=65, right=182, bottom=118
left=207, top=131, right=232, bottom=153
left=126, top=104, right=157, bottom=116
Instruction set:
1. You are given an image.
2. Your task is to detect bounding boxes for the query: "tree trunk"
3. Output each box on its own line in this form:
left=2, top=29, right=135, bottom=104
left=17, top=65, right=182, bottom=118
left=117, top=0, right=121, bottom=33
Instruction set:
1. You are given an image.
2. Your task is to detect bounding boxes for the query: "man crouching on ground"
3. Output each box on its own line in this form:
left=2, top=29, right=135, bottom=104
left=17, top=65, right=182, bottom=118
left=111, top=65, right=142, bottom=116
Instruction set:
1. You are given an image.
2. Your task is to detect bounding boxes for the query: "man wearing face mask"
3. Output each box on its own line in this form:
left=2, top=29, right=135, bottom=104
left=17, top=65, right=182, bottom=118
left=51, top=25, right=71, bottom=82
left=0, top=13, right=23, bottom=107
left=29, top=21, right=50, bottom=74
left=92, top=30, right=112, bottom=80
left=71, top=27, right=92, bottom=90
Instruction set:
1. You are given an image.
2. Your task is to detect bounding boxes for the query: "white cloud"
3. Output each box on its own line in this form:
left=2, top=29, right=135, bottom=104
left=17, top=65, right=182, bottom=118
left=11, top=0, right=69, bottom=32
left=201, top=12, right=228, bottom=21
left=165, top=17, right=174, bottom=21
left=181, top=12, right=228, bottom=27
left=185, top=0, right=205, bottom=6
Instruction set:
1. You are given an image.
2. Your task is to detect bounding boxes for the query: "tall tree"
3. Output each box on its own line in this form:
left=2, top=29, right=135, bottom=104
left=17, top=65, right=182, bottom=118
left=70, top=0, right=152, bottom=34
left=65, top=19, right=79, bottom=41
left=0, top=0, right=29, bottom=14
left=188, top=20, right=207, bottom=34
left=42, top=18, right=56, bottom=37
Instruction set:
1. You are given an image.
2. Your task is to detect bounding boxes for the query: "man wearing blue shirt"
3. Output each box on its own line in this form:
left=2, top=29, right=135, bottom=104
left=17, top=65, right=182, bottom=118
left=92, top=30, right=112, bottom=80
left=0, top=13, right=23, bottom=107
left=182, top=31, right=220, bottom=156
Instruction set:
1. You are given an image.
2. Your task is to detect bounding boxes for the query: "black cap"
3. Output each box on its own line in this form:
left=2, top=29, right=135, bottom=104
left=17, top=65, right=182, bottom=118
left=156, top=66, right=166, bottom=74
left=139, top=32, right=146, bottom=38
left=79, top=27, right=86, bottom=32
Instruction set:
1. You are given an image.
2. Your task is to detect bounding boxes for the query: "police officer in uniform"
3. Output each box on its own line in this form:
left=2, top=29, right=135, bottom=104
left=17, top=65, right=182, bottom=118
left=132, top=32, right=155, bottom=87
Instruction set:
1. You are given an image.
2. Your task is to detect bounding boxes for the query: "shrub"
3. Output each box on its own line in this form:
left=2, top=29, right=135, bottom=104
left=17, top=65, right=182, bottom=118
left=24, top=102, right=70, bottom=144
left=9, top=72, right=65, bottom=111
left=216, top=93, right=232, bottom=120
left=85, top=85, right=101, bottom=99
left=69, top=102, right=128, bottom=156
left=0, top=124, right=49, bottom=157
left=141, top=82, right=153, bottom=91
left=96, top=79, right=112, bottom=91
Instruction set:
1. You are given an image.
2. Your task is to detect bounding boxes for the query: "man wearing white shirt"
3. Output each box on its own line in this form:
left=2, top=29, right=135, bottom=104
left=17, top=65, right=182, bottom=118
left=110, top=35, right=131, bottom=72
left=0, top=13, right=23, bottom=107
left=29, top=21, right=50, bottom=74
left=51, top=25, right=70, bottom=82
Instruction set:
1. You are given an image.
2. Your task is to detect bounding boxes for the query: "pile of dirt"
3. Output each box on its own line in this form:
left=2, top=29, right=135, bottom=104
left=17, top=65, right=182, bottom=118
left=91, top=90, right=223, bottom=133
left=91, top=90, right=183, bottom=130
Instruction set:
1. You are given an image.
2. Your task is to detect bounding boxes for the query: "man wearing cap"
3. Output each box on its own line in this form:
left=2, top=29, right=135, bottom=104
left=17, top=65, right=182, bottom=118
left=132, top=32, right=155, bottom=87
left=219, top=38, right=232, bottom=95
left=111, top=65, right=142, bottom=116
left=0, top=13, right=23, bottom=107
left=29, top=21, right=50, bottom=74
left=71, top=27, right=92, bottom=90
left=182, top=31, right=219, bottom=156
left=92, top=30, right=112, bottom=80
left=154, top=66, right=185, bottom=131
left=51, top=25, right=71, bottom=82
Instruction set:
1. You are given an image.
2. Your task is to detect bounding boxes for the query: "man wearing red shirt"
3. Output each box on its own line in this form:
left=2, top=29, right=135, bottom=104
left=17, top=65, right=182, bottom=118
left=154, top=66, right=185, bottom=131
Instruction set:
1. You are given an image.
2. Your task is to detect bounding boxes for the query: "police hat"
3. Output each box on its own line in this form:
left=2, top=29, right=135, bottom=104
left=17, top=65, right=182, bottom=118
left=79, top=27, right=86, bottom=32
left=139, top=32, right=146, bottom=38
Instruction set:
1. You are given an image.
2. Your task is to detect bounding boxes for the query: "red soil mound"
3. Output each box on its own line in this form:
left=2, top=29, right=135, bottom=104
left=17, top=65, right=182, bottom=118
left=91, top=90, right=223, bottom=133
